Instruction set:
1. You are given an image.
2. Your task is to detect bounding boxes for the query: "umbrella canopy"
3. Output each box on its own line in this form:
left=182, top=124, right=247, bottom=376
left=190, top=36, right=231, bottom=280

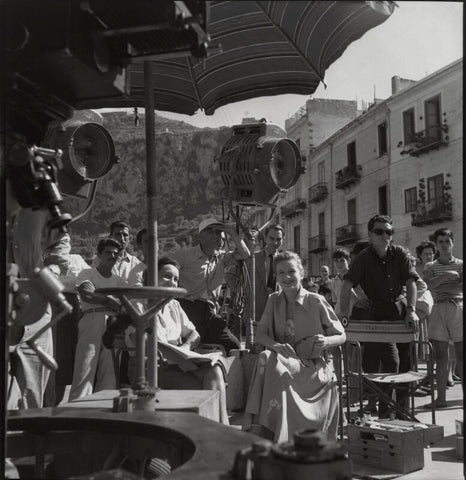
left=82, top=1, right=395, bottom=114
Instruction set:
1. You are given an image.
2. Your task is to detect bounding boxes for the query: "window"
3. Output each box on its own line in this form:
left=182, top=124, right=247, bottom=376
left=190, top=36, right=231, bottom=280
left=403, top=108, right=415, bottom=144
left=378, top=185, right=388, bottom=215
left=318, top=212, right=325, bottom=237
left=405, top=187, right=417, bottom=212
left=347, top=199, right=356, bottom=224
left=424, top=96, right=441, bottom=142
left=318, top=161, right=325, bottom=184
left=427, top=174, right=443, bottom=207
left=293, top=224, right=301, bottom=255
left=347, top=141, right=356, bottom=167
left=378, top=122, right=388, bottom=155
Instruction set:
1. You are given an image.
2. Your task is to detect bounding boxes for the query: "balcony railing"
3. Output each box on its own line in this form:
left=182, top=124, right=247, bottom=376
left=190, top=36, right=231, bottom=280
left=411, top=201, right=452, bottom=226
left=281, top=198, right=306, bottom=218
left=308, top=183, right=329, bottom=203
left=401, top=123, right=449, bottom=157
left=335, top=223, right=360, bottom=245
left=335, top=164, right=361, bottom=189
left=308, top=234, right=328, bottom=253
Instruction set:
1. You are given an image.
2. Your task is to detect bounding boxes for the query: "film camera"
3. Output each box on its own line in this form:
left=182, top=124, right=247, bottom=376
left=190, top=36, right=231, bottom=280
left=233, top=429, right=351, bottom=480
left=4, top=0, right=209, bottom=229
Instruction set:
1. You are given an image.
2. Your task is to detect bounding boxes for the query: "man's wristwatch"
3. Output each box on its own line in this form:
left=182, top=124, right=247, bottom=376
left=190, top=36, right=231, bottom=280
left=340, top=316, right=349, bottom=327
left=406, top=305, right=415, bottom=312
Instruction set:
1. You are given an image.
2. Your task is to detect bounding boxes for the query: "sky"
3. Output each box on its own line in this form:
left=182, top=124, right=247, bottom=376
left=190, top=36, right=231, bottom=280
left=100, top=2, right=463, bottom=130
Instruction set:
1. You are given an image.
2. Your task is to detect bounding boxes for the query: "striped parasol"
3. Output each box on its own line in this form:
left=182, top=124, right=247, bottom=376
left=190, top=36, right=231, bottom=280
left=81, top=1, right=396, bottom=114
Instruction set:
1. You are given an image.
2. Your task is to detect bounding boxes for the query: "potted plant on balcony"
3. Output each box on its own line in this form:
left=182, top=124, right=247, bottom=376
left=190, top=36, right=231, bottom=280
left=418, top=178, right=426, bottom=203
left=443, top=181, right=452, bottom=214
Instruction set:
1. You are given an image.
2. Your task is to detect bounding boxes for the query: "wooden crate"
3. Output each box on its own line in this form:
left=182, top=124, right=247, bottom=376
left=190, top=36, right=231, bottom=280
left=348, top=424, right=424, bottom=474
left=373, top=419, right=444, bottom=446
left=456, top=436, right=464, bottom=460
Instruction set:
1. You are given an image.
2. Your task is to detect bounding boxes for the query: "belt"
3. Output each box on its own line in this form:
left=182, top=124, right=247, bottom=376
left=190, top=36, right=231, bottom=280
left=81, top=307, right=113, bottom=316
left=437, top=298, right=463, bottom=305
left=183, top=297, right=214, bottom=306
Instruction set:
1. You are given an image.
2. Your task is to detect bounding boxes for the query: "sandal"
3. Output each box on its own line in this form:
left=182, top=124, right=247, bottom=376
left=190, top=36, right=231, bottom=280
left=422, top=400, right=447, bottom=409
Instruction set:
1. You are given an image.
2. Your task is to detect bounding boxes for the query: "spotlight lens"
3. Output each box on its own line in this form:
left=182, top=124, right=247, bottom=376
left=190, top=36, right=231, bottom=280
left=271, top=140, right=299, bottom=189
left=71, top=123, right=115, bottom=179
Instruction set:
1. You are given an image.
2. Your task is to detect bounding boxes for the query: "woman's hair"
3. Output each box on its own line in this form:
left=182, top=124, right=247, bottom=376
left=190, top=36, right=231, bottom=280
left=158, top=256, right=181, bottom=271
left=415, top=240, right=436, bottom=262
left=318, top=285, right=332, bottom=297
left=97, top=237, right=122, bottom=254
left=136, top=228, right=147, bottom=245
left=273, top=251, right=304, bottom=275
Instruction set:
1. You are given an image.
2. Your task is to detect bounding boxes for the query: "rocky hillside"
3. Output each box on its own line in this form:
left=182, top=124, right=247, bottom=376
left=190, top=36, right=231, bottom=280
left=63, top=111, right=233, bottom=258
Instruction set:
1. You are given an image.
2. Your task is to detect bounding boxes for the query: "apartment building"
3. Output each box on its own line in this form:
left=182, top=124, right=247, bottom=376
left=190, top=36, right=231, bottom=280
left=253, top=98, right=360, bottom=269
left=388, top=60, right=462, bottom=252
left=280, top=58, right=462, bottom=276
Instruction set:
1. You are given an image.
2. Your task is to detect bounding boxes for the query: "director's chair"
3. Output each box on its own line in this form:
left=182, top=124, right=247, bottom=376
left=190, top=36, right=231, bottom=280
left=342, top=320, right=436, bottom=424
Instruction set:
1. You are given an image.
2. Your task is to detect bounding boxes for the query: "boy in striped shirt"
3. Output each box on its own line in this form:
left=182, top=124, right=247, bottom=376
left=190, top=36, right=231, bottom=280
left=422, top=228, right=463, bottom=408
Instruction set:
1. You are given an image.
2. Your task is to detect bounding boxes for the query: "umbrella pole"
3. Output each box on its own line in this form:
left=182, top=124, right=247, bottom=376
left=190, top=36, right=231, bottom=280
left=144, top=60, right=159, bottom=399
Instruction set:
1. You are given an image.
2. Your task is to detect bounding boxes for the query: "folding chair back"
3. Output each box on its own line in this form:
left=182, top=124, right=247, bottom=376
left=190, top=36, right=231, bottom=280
left=343, top=320, right=435, bottom=424
left=345, top=320, right=415, bottom=343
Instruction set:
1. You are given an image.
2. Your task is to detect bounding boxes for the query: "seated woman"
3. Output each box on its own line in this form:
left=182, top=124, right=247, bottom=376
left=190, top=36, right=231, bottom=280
left=243, top=251, right=346, bottom=442
left=125, top=256, right=229, bottom=425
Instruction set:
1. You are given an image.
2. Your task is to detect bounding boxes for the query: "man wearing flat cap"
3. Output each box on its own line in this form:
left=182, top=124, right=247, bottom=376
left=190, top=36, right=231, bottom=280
left=172, top=218, right=250, bottom=354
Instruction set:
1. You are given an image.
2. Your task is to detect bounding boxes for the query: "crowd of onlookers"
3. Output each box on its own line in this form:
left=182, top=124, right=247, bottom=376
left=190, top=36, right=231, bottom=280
left=7, top=213, right=462, bottom=442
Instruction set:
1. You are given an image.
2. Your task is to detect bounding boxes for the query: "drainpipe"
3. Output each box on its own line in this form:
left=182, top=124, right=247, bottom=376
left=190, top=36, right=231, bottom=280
left=386, top=105, right=392, bottom=217
left=329, top=141, right=334, bottom=261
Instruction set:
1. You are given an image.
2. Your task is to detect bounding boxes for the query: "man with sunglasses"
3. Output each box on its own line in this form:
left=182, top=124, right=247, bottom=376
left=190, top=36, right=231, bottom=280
left=339, top=214, right=420, bottom=418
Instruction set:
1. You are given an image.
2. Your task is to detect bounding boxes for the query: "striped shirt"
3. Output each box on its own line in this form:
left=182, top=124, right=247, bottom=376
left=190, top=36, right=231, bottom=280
left=423, top=257, right=463, bottom=303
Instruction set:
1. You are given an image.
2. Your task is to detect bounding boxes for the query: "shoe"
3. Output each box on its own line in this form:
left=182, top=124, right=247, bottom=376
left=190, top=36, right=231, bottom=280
left=422, top=400, right=447, bottom=409
left=358, top=402, right=378, bottom=416
left=420, top=385, right=432, bottom=394
left=414, top=389, right=429, bottom=397
left=447, top=380, right=455, bottom=387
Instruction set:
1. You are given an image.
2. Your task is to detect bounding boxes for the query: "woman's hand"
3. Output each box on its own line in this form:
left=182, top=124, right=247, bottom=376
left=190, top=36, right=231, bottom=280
left=311, top=334, right=330, bottom=349
left=273, top=343, right=297, bottom=358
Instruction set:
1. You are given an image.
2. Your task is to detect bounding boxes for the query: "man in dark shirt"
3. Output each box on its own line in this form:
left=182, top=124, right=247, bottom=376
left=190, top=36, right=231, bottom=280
left=339, top=215, right=420, bottom=418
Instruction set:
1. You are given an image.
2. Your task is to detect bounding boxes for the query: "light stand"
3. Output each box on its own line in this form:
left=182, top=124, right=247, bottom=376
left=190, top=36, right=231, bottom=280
left=95, top=286, right=186, bottom=412
left=217, top=120, right=305, bottom=348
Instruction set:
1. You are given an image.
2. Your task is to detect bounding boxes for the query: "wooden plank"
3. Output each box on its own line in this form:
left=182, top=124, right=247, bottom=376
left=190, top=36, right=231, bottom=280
left=63, top=389, right=220, bottom=422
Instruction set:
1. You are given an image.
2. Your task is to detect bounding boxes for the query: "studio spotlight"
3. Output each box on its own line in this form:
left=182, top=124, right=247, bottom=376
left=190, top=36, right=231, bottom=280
left=43, top=120, right=117, bottom=198
left=218, top=121, right=305, bottom=206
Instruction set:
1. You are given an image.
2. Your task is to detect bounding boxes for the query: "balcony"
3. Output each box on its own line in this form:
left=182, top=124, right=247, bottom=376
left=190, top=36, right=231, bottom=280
left=308, top=183, right=329, bottom=203
left=400, top=123, right=449, bottom=158
left=281, top=198, right=306, bottom=218
left=308, top=234, right=328, bottom=253
left=335, top=223, right=360, bottom=245
left=335, top=164, right=361, bottom=190
left=411, top=201, right=452, bottom=226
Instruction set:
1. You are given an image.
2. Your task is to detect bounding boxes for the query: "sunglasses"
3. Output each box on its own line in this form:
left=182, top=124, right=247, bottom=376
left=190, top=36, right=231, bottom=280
left=372, top=228, right=394, bottom=236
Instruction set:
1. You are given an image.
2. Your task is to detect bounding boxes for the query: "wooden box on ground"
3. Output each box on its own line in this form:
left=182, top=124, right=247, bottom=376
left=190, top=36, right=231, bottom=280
left=373, top=419, right=444, bottom=446
left=456, top=436, right=464, bottom=460
left=347, top=424, right=424, bottom=474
